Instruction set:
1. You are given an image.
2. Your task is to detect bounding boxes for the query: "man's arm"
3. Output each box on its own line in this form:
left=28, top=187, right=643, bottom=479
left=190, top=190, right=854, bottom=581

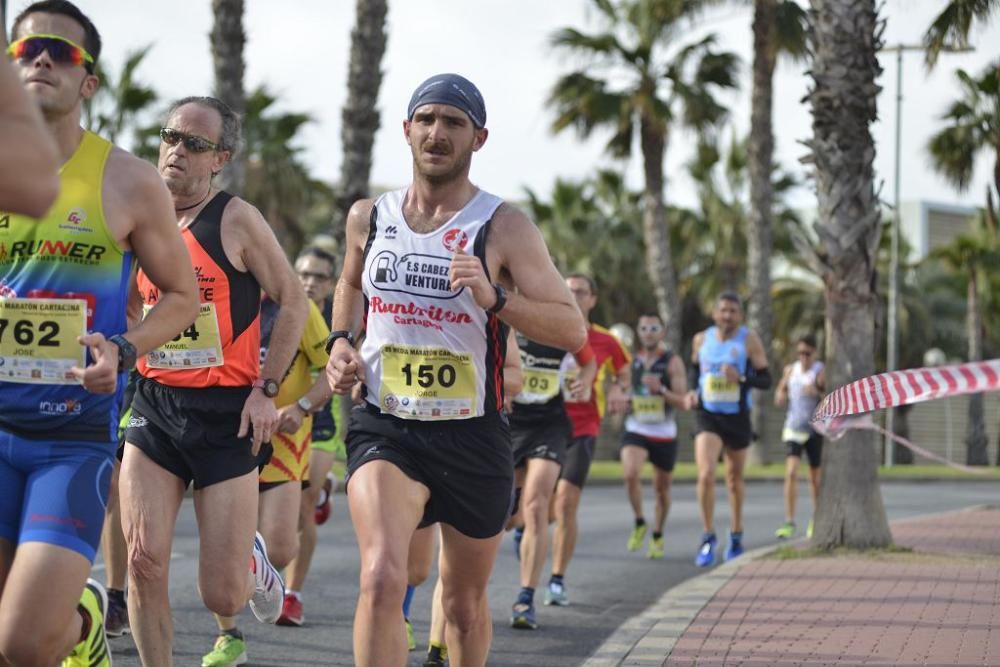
left=606, top=339, right=632, bottom=415
left=0, top=47, right=59, bottom=217
left=742, top=330, right=772, bottom=389
left=503, top=329, right=523, bottom=402
left=774, top=364, right=793, bottom=407
left=683, top=332, right=705, bottom=410
left=663, top=353, right=688, bottom=410
left=326, top=200, right=373, bottom=394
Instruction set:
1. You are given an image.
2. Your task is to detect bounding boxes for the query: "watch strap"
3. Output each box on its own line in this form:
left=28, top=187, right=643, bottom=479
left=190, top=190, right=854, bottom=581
left=325, top=330, right=355, bottom=354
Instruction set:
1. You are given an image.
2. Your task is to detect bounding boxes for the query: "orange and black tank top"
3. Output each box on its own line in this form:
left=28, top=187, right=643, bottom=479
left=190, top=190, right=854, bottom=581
left=136, top=192, right=261, bottom=387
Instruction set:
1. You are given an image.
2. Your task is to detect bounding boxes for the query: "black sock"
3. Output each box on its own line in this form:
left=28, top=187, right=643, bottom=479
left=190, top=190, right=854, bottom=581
left=652, top=531, right=663, bottom=540
left=107, top=588, right=126, bottom=604
left=635, top=517, right=646, bottom=528
left=222, top=627, right=243, bottom=640
left=517, top=586, right=534, bottom=604
left=427, top=645, right=444, bottom=659
left=550, top=574, right=564, bottom=586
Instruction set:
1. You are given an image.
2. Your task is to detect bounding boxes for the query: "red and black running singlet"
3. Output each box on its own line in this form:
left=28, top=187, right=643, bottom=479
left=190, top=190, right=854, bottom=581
left=136, top=192, right=261, bottom=387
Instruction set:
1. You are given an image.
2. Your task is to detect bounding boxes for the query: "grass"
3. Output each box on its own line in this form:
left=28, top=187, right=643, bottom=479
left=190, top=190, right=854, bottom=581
left=768, top=543, right=914, bottom=560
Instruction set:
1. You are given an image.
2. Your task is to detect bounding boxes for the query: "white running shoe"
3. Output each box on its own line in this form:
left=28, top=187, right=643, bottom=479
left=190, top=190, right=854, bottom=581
left=249, top=531, right=285, bottom=624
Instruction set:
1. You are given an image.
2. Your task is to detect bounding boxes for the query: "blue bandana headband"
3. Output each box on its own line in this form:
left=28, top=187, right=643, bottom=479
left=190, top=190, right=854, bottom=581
left=407, top=73, right=487, bottom=129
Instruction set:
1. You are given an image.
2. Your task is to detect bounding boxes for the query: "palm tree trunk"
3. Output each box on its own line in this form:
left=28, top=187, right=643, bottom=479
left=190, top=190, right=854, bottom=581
left=333, top=0, right=389, bottom=249
left=965, top=271, right=988, bottom=464
left=747, top=0, right=777, bottom=465
left=639, top=115, right=683, bottom=354
left=807, top=0, right=892, bottom=549
left=211, top=0, right=246, bottom=194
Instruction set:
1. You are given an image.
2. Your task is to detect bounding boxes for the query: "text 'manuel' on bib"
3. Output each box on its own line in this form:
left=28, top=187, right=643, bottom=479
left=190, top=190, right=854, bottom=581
left=0, top=297, right=87, bottom=384
left=379, top=344, right=477, bottom=420
left=703, top=374, right=739, bottom=404
left=144, top=303, right=224, bottom=369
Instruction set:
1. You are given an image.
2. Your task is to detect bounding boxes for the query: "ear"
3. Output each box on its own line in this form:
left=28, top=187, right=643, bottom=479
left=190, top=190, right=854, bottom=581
left=79, top=72, right=99, bottom=100
left=403, top=119, right=412, bottom=146
left=472, top=127, right=488, bottom=152
left=212, top=150, right=231, bottom=176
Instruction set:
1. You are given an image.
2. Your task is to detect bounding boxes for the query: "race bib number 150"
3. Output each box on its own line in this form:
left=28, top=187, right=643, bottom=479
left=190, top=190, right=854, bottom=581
left=379, top=344, right=478, bottom=420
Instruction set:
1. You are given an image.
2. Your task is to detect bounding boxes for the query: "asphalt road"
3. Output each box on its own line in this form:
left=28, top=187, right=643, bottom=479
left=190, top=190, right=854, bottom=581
left=100, top=480, right=995, bottom=666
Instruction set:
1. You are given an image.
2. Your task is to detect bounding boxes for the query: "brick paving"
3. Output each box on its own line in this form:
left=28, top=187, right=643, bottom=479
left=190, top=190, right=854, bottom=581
left=661, top=508, right=1000, bottom=666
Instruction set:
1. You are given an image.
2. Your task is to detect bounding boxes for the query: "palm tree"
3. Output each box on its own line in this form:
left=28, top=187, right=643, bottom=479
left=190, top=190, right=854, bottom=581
left=747, top=0, right=808, bottom=464
left=803, top=0, right=892, bottom=549
left=211, top=0, right=246, bottom=194
left=333, top=0, right=389, bottom=250
left=548, top=0, right=739, bottom=353
left=83, top=46, right=157, bottom=148
left=924, top=0, right=998, bottom=68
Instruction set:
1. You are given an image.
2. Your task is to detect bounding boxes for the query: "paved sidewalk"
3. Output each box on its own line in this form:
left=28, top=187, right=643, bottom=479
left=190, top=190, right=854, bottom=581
left=597, top=506, right=1000, bottom=666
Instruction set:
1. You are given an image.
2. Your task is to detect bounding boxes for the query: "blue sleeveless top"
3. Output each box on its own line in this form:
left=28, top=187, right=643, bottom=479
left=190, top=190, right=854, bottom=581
left=698, top=326, right=750, bottom=414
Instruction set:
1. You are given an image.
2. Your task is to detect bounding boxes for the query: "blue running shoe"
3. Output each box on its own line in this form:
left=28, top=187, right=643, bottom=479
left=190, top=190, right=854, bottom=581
left=510, top=600, right=538, bottom=629
left=694, top=533, right=717, bottom=567
left=724, top=533, right=744, bottom=561
left=513, top=526, right=524, bottom=561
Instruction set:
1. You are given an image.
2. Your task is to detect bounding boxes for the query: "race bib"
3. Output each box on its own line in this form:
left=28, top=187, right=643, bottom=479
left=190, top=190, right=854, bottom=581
left=782, top=427, right=811, bottom=444
left=0, top=297, right=86, bottom=384
left=516, top=368, right=561, bottom=404
left=703, top=373, right=740, bottom=403
left=145, top=303, right=224, bottom=369
left=631, top=395, right=666, bottom=424
left=379, top=344, right=478, bottom=420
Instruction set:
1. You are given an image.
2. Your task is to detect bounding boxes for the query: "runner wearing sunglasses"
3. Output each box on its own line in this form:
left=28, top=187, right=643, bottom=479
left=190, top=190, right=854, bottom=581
left=620, top=314, right=688, bottom=559
left=118, top=96, right=307, bottom=666
left=0, top=2, right=199, bottom=666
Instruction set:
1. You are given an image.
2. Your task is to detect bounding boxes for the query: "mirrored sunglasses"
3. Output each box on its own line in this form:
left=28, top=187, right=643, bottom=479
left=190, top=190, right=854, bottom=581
left=7, top=34, right=95, bottom=72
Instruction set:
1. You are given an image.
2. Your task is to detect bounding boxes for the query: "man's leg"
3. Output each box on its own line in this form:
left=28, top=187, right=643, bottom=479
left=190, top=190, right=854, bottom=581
left=285, top=449, right=335, bottom=595
left=520, top=458, right=560, bottom=590
left=120, top=443, right=186, bottom=667
left=349, top=460, right=428, bottom=667
left=652, top=468, right=672, bottom=535
left=438, top=523, right=504, bottom=667
left=783, top=453, right=801, bottom=524
left=694, top=433, right=723, bottom=534
left=425, top=571, right=448, bottom=665
left=405, top=525, right=437, bottom=650
left=257, top=482, right=302, bottom=570
left=550, top=479, right=582, bottom=580
left=621, top=444, right=648, bottom=552
left=102, top=460, right=130, bottom=635
left=723, top=446, right=748, bottom=534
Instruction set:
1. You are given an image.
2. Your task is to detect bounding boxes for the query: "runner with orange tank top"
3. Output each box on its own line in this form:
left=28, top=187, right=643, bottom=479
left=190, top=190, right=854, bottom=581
left=118, top=95, right=307, bottom=666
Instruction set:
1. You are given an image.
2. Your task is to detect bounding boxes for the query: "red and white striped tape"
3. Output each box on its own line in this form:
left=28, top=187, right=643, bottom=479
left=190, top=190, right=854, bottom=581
left=812, top=359, right=1000, bottom=423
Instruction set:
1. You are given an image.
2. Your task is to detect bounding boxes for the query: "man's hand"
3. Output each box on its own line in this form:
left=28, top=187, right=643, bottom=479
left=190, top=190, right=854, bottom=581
left=326, top=337, right=364, bottom=395
left=70, top=333, right=120, bottom=394
left=239, top=390, right=278, bottom=456
left=277, top=404, right=305, bottom=434
left=721, top=363, right=741, bottom=384
left=641, top=372, right=664, bottom=395
left=607, top=383, right=629, bottom=416
left=683, top=390, right=700, bottom=411
left=449, top=246, right=495, bottom=309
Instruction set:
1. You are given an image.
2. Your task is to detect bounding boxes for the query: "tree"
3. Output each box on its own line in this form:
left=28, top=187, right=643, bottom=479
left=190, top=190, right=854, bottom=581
left=548, top=0, right=739, bottom=353
left=924, top=0, right=998, bottom=68
left=801, top=0, right=892, bottom=548
left=211, top=0, right=247, bottom=194
left=83, top=46, right=157, bottom=149
left=333, top=0, right=389, bottom=250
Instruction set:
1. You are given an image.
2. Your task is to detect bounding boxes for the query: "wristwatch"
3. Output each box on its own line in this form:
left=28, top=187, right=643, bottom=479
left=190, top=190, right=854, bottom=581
left=488, top=284, right=508, bottom=314
left=296, top=396, right=314, bottom=414
left=324, top=330, right=355, bottom=354
left=108, top=334, right=137, bottom=371
left=252, top=378, right=280, bottom=398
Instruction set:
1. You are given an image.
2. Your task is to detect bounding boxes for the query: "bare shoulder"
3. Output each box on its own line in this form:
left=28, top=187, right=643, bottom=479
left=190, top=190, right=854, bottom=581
left=347, top=198, right=376, bottom=231
left=489, top=201, right=534, bottom=234
left=105, top=146, right=168, bottom=200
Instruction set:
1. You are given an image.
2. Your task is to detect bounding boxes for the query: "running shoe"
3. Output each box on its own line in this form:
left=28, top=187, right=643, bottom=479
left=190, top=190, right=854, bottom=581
left=694, top=534, right=717, bottom=567
left=724, top=534, right=745, bottom=561
left=276, top=592, right=304, bottom=627
left=513, top=525, right=524, bottom=561
left=61, top=579, right=111, bottom=667
left=511, top=600, right=539, bottom=629
left=405, top=617, right=416, bottom=651
left=543, top=580, right=568, bottom=607
left=249, top=532, right=285, bottom=624
left=314, top=472, right=335, bottom=525
left=201, top=634, right=247, bottom=667
left=627, top=523, right=648, bottom=552
left=423, top=643, right=448, bottom=667
left=775, top=521, right=796, bottom=539
left=647, top=535, right=665, bottom=560
left=807, top=518, right=814, bottom=538
left=104, top=588, right=129, bottom=637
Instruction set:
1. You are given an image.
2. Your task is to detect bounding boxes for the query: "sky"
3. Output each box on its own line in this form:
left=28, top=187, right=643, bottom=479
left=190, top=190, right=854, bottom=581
left=13, top=0, right=1000, bottom=212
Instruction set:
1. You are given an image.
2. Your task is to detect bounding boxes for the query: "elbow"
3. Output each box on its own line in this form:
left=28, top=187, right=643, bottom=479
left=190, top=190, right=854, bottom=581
left=17, top=175, right=60, bottom=218
left=181, top=288, right=200, bottom=327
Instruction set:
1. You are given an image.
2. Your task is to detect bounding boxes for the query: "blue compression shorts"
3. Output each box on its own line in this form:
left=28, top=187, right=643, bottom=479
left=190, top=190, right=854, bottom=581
left=0, top=430, right=114, bottom=562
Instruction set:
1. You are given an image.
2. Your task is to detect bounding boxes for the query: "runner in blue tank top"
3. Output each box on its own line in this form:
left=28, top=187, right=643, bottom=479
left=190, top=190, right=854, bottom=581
left=683, top=292, right=771, bottom=567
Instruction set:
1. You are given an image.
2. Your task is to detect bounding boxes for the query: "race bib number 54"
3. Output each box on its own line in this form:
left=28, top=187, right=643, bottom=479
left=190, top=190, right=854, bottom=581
left=0, top=297, right=86, bottom=384
left=379, top=344, right=478, bottom=420
left=145, top=303, right=224, bottom=369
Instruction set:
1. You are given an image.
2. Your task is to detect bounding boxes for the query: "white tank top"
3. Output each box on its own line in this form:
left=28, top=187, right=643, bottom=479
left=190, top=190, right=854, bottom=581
left=782, top=359, right=824, bottom=441
left=360, top=187, right=506, bottom=420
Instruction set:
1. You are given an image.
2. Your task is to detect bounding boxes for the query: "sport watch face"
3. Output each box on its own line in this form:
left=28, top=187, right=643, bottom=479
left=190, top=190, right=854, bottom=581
left=262, top=378, right=279, bottom=398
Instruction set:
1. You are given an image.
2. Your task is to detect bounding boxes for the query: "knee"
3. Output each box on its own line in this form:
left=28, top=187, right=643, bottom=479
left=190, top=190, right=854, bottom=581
left=265, top=533, right=299, bottom=571
left=442, top=591, right=485, bottom=635
left=359, top=554, right=407, bottom=610
left=522, top=492, right=549, bottom=526
left=201, top=583, right=247, bottom=617
left=407, top=555, right=432, bottom=587
left=623, top=469, right=641, bottom=485
left=127, top=536, right=170, bottom=588
left=726, top=470, right=744, bottom=492
left=654, top=480, right=671, bottom=499
left=696, top=467, right=715, bottom=487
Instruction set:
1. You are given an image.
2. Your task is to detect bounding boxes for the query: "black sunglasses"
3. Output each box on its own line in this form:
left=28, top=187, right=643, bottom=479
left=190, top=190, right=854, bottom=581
left=159, top=127, right=219, bottom=153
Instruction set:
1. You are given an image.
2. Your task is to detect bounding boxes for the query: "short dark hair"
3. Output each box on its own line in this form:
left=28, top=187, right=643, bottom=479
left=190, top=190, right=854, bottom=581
left=166, top=96, right=242, bottom=157
left=716, top=291, right=742, bottom=309
left=798, top=334, right=817, bottom=349
left=297, top=246, right=337, bottom=275
left=567, top=272, right=597, bottom=295
left=12, top=1, right=102, bottom=72
left=638, top=312, right=662, bottom=323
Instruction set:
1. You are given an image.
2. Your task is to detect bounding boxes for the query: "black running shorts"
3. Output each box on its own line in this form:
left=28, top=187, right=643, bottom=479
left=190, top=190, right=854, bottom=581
left=559, top=435, right=596, bottom=488
left=785, top=432, right=823, bottom=468
left=345, top=404, right=514, bottom=539
left=122, top=378, right=272, bottom=490
left=510, top=412, right=571, bottom=469
left=695, top=409, right=753, bottom=451
left=620, top=431, right=678, bottom=473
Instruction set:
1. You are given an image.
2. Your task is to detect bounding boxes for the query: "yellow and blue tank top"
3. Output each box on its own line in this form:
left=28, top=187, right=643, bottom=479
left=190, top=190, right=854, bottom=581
left=0, top=131, right=131, bottom=442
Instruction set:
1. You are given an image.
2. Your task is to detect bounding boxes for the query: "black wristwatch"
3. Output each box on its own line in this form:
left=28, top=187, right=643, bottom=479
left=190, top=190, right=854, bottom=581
left=253, top=378, right=280, bottom=398
left=324, top=330, right=355, bottom=354
left=108, top=334, right=137, bottom=371
left=488, top=284, right=508, bottom=314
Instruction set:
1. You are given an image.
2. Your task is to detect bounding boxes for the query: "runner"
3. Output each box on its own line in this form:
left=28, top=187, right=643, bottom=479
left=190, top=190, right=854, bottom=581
left=278, top=245, right=344, bottom=628
left=774, top=334, right=825, bottom=539
left=684, top=292, right=771, bottom=566
left=620, top=313, right=687, bottom=559
left=119, top=95, right=308, bottom=666
left=0, top=22, right=58, bottom=216
left=326, top=73, right=588, bottom=667
left=0, top=3, right=199, bottom=665
left=508, top=331, right=596, bottom=629
left=545, top=273, right=630, bottom=607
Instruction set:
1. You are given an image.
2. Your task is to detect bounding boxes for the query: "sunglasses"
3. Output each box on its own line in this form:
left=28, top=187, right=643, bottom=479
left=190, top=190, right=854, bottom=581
left=159, top=128, right=220, bottom=153
left=638, top=324, right=662, bottom=333
left=7, top=34, right=95, bottom=72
